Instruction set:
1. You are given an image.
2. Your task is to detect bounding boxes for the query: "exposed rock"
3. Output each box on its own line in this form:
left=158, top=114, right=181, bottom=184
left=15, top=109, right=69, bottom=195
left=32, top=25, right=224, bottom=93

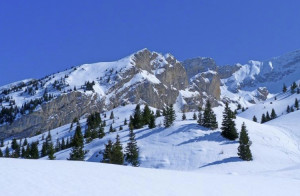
left=0, top=92, right=104, bottom=139
left=255, top=87, right=269, bottom=101
left=182, top=57, right=217, bottom=79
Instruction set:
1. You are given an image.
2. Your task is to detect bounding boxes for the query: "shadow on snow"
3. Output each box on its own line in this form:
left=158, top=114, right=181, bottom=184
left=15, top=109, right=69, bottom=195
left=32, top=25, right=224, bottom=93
left=199, top=157, right=242, bottom=168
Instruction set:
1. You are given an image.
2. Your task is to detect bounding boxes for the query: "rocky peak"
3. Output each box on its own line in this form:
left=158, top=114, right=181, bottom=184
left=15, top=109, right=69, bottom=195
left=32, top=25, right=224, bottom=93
left=182, top=57, right=217, bottom=79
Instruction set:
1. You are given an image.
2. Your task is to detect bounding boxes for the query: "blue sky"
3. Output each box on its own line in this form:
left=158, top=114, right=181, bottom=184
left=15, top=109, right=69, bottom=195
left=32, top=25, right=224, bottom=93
left=1, top=0, right=300, bottom=85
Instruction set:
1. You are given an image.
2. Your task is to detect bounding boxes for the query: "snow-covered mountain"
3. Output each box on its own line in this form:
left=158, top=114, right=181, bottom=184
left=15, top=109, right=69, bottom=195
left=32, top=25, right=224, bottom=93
left=1, top=48, right=300, bottom=195
left=222, top=50, right=300, bottom=93
left=0, top=49, right=221, bottom=138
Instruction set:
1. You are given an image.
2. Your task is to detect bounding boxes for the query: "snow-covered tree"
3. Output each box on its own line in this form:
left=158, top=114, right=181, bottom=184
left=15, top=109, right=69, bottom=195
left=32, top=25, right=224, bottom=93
left=221, top=103, right=238, bottom=140
left=125, top=127, right=139, bottom=167
left=238, top=123, right=253, bottom=161
left=68, top=123, right=85, bottom=161
left=202, top=101, right=218, bottom=130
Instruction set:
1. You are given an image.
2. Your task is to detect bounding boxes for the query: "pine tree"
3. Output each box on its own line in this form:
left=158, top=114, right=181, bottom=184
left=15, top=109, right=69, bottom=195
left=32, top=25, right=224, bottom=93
left=221, top=103, right=238, bottom=140
left=197, top=107, right=203, bottom=125
left=48, top=142, right=56, bottom=160
left=271, top=108, right=277, bottom=119
left=23, top=138, right=28, bottom=146
left=261, top=113, right=266, bottom=123
left=0, top=139, right=4, bottom=147
left=169, top=104, right=176, bottom=125
left=109, top=124, right=115, bottom=133
left=283, top=84, right=287, bottom=93
left=291, top=82, right=297, bottom=93
left=142, top=105, right=152, bottom=125
left=238, top=123, right=253, bottom=161
left=41, top=141, right=48, bottom=157
left=11, top=138, right=19, bottom=150
left=102, top=140, right=113, bottom=163
left=252, top=115, right=257, bottom=122
left=286, top=105, right=290, bottom=113
left=164, top=104, right=176, bottom=128
left=148, top=113, right=156, bottom=129
left=182, top=113, right=186, bottom=120
left=132, top=104, right=143, bottom=129
left=193, top=113, right=197, bottom=120
left=266, top=112, right=271, bottom=122
left=0, top=149, right=3, bottom=157
left=110, top=111, right=114, bottom=119
left=5, top=146, right=10, bottom=157
left=68, top=123, right=85, bottom=161
left=21, top=146, right=25, bottom=158
left=156, top=110, right=161, bottom=117
left=202, top=101, right=218, bottom=129
left=30, top=142, right=39, bottom=159
left=295, top=98, right=299, bottom=110
left=291, top=107, right=295, bottom=112
left=125, top=127, right=139, bottom=167
left=111, top=135, right=124, bottom=165
left=61, top=138, right=66, bottom=150
left=98, top=127, right=105, bottom=138
left=124, top=118, right=127, bottom=125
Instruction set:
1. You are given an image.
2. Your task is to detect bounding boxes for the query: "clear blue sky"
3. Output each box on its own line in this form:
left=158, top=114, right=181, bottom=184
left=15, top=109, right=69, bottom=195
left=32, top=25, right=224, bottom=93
left=1, top=0, right=300, bottom=85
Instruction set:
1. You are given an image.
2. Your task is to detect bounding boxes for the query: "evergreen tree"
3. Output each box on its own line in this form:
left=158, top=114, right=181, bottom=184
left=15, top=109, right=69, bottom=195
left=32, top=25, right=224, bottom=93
left=193, top=113, right=197, bottom=120
left=111, top=135, right=124, bottom=165
left=102, top=140, right=113, bottom=163
left=221, top=103, right=238, bottom=140
left=252, top=115, right=257, bottom=122
left=68, top=123, right=85, bottom=161
left=110, top=111, right=114, bottom=119
left=295, top=98, right=299, bottom=110
left=21, top=146, right=25, bottom=158
left=202, top=101, right=218, bottom=129
left=155, top=110, right=161, bottom=117
left=124, top=118, right=127, bottom=125
left=197, top=107, right=203, bottom=125
left=283, top=84, right=287, bottom=93
left=291, top=107, right=295, bottom=112
left=30, top=142, right=39, bottom=159
left=61, top=138, right=66, bottom=150
left=48, top=142, right=56, bottom=160
left=271, top=108, right=277, bottom=119
left=5, top=146, right=9, bottom=157
left=132, top=104, right=143, bottom=129
left=291, top=82, right=298, bottom=93
left=11, top=138, right=19, bottom=150
left=109, top=124, right=115, bottom=133
left=164, top=104, right=176, bottom=128
left=238, top=123, right=253, bottom=161
left=286, top=105, right=290, bottom=113
left=41, top=141, right=48, bottom=157
left=182, top=113, right=186, bottom=120
left=24, top=144, right=31, bottom=159
left=162, top=108, right=167, bottom=116
left=98, top=127, right=105, bottom=138
left=261, top=113, right=266, bottom=123
left=142, top=105, right=152, bottom=125
left=0, top=139, right=4, bottom=147
left=148, top=113, right=156, bottom=129
left=23, top=138, right=28, bottom=146
left=266, top=112, right=271, bottom=121
left=125, top=128, right=139, bottom=167
left=0, top=149, right=3, bottom=157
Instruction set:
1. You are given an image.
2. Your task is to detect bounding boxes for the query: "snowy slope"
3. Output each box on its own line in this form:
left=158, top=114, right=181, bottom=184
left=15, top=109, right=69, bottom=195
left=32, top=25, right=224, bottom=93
left=2, top=103, right=300, bottom=177
left=0, top=158, right=300, bottom=196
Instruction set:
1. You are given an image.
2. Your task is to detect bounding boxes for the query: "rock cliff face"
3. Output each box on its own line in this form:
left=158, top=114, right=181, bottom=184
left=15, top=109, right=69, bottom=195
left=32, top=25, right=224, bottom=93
left=0, top=92, right=103, bottom=138
left=0, top=49, right=221, bottom=138
left=182, top=57, right=217, bottom=79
